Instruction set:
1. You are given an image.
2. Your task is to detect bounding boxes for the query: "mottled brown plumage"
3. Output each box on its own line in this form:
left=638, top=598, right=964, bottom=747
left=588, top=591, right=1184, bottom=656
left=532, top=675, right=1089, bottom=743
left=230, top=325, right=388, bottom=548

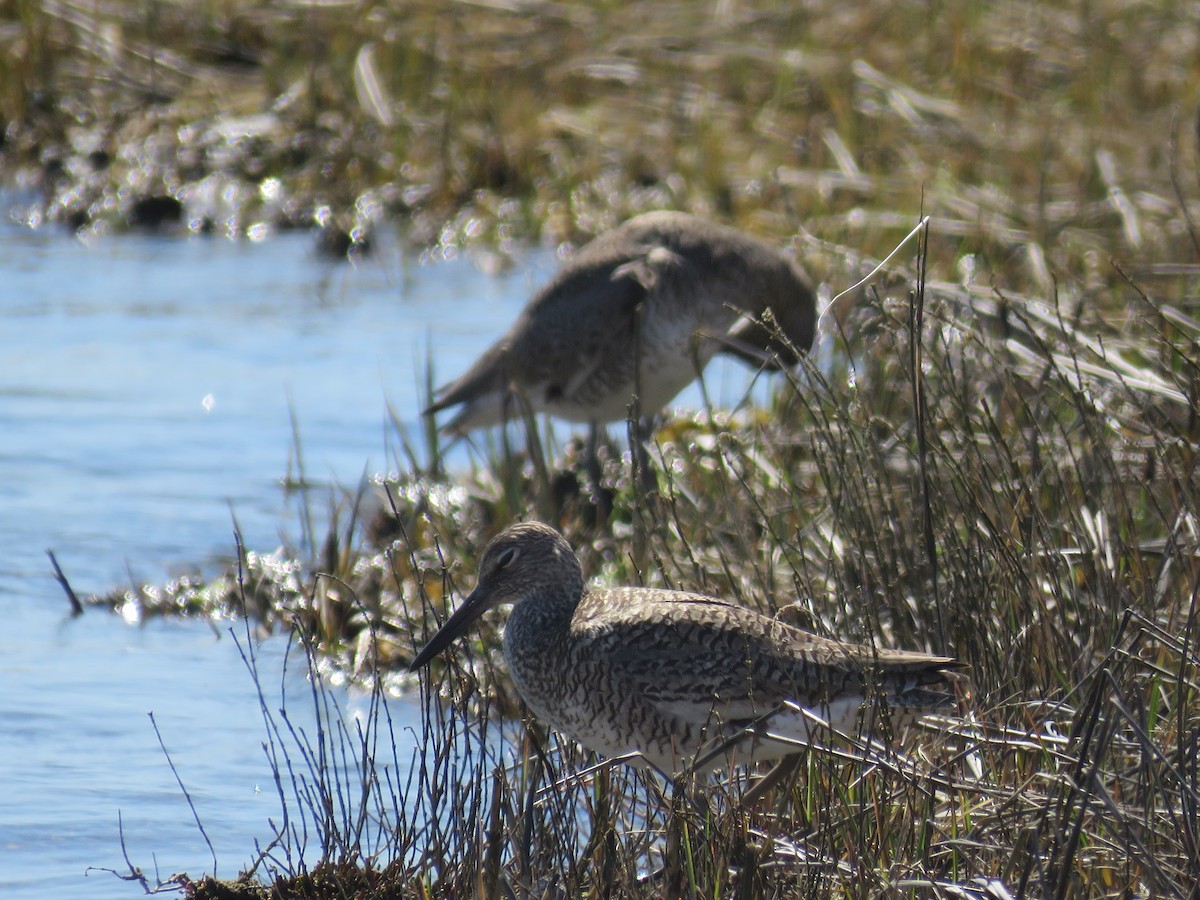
left=410, top=522, right=962, bottom=774
left=426, top=211, right=817, bottom=434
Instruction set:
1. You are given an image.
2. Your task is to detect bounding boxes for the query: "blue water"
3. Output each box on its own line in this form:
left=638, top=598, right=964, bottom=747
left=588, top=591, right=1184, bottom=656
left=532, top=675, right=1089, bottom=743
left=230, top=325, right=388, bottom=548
left=0, top=614, right=404, bottom=897
left=0, top=210, right=772, bottom=897
left=2, top=226, right=523, bottom=594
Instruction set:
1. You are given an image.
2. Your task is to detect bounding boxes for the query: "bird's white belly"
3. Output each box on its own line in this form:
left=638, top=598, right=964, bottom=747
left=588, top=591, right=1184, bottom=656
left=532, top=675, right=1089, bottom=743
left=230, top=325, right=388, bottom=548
left=516, top=674, right=869, bottom=773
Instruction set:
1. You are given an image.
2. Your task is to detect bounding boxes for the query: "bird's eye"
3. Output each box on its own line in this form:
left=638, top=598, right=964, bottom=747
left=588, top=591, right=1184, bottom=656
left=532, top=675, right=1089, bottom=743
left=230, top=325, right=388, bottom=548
left=496, top=547, right=520, bottom=569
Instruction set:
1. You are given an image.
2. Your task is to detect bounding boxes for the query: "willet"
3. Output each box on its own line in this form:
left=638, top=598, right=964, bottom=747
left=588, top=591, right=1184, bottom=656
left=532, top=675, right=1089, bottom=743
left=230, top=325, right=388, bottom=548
left=425, top=211, right=817, bottom=436
left=409, top=522, right=963, bottom=779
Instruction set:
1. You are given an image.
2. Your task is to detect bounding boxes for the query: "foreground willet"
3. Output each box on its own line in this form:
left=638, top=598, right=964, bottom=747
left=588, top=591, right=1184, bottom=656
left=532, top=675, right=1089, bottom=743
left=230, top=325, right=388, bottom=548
left=409, top=522, right=963, bottom=779
left=426, top=211, right=817, bottom=436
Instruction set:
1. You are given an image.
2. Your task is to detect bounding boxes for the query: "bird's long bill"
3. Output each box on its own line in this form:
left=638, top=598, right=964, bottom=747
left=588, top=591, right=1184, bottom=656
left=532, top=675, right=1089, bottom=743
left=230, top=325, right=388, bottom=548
left=408, top=588, right=489, bottom=671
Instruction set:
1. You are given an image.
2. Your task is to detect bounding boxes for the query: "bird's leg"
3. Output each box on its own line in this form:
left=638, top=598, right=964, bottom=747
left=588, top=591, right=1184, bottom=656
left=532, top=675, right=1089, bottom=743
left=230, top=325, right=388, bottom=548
left=636, top=769, right=712, bottom=890
left=583, top=421, right=613, bottom=525
left=635, top=756, right=799, bottom=889
left=683, top=705, right=812, bottom=810
left=585, top=421, right=602, bottom=489
left=625, top=413, right=660, bottom=504
left=626, top=751, right=723, bottom=889
left=739, top=752, right=804, bottom=808
left=689, top=329, right=716, bottom=421
left=626, top=297, right=660, bottom=502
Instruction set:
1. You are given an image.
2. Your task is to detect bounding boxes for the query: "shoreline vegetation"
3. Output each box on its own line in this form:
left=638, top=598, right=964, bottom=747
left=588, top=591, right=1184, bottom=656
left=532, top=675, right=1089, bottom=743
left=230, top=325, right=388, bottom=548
left=6, top=1, right=1200, bottom=896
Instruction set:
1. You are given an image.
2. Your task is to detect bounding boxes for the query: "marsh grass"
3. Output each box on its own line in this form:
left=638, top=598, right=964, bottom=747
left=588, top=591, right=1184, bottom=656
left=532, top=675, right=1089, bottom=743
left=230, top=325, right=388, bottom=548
left=118, top=217, right=1200, bottom=896
left=2, top=1, right=1198, bottom=277
left=32, top=0, right=1200, bottom=894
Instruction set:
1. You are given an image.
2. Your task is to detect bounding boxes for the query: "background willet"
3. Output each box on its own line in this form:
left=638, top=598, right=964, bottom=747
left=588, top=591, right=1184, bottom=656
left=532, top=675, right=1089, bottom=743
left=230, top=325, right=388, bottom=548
left=409, top=522, right=963, bottom=780
left=425, top=211, right=817, bottom=437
